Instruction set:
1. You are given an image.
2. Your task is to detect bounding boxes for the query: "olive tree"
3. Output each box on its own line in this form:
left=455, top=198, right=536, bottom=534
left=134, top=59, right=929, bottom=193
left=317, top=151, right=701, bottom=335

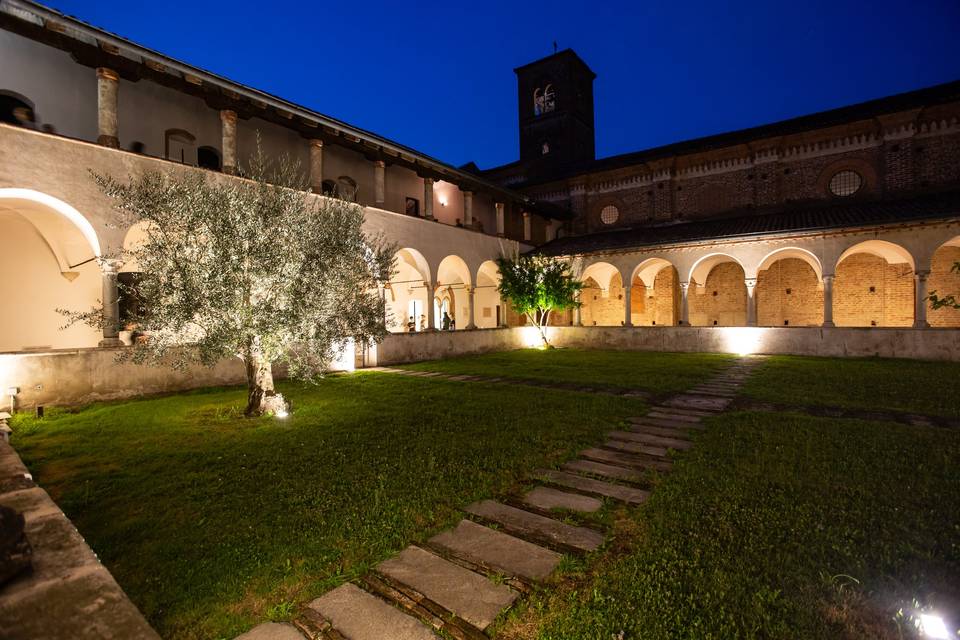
left=496, top=252, right=582, bottom=347
left=65, top=147, right=392, bottom=416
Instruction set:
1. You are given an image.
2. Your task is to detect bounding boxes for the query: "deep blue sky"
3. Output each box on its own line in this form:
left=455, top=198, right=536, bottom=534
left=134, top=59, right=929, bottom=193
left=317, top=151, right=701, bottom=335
left=48, top=0, right=960, bottom=169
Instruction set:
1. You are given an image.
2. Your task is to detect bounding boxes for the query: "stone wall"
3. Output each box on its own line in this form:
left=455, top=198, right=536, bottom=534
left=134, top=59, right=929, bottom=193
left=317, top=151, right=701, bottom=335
left=929, top=244, right=960, bottom=327
left=834, top=254, right=914, bottom=327
left=689, top=261, right=747, bottom=327
left=0, top=436, right=160, bottom=639
left=756, top=258, right=823, bottom=327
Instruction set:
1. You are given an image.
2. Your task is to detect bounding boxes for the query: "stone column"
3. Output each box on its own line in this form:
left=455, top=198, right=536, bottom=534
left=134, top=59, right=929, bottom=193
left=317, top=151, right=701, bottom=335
left=374, top=160, right=386, bottom=206
left=573, top=291, right=583, bottom=327
left=623, top=283, right=633, bottom=327
left=425, top=282, right=436, bottom=330
left=220, top=110, right=238, bottom=175
left=96, top=67, right=120, bottom=148
left=423, top=178, right=434, bottom=220
left=680, top=282, right=690, bottom=325
left=99, top=259, right=122, bottom=346
left=914, top=270, right=930, bottom=328
left=822, top=275, right=835, bottom=327
left=462, top=190, right=473, bottom=227
left=465, top=286, right=476, bottom=330
left=522, top=211, right=531, bottom=242
left=309, top=139, right=324, bottom=193
left=495, top=202, right=505, bottom=237
left=745, top=277, right=757, bottom=326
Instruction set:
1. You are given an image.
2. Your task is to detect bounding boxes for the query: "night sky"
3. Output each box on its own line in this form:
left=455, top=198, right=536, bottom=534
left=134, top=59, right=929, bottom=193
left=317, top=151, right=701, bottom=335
left=45, top=0, right=960, bottom=169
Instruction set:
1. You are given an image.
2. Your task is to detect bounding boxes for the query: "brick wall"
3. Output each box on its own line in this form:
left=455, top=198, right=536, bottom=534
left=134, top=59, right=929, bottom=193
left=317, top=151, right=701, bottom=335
left=834, top=253, right=914, bottom=327
left=689, top=261, right=747, bottom=326
left=630, top=266, right=680, bottom=326
left=929, top=244, right=960, bottom=327
left=581, top=274, right=626, bottom=326
left=756, top=258, right=824, bottom=326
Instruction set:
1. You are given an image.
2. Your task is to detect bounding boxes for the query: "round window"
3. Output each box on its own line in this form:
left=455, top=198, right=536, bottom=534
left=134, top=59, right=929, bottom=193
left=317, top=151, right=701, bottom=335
left=600, top=205, right=620, bottom=225
left=828, top=170, right=863, bottom=197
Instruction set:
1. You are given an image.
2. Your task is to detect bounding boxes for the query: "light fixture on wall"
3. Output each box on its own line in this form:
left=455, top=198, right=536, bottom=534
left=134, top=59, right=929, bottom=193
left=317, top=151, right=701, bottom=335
left=438, top=197, right=448, bottom=207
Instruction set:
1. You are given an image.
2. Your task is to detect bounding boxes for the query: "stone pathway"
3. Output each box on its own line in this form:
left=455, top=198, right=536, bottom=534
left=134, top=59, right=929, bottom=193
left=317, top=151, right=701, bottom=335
left=238, top=358, right=761, bottom=640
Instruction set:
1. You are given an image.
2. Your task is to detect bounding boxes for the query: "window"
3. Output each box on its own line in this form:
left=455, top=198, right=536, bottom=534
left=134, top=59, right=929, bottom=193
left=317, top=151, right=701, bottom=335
left=165, top=129, right=196, bottom=164
left=337, top=176, right=358, bottom=202
left=197, top=146, right=221, bottom=171
left=533, top=83, right=556, bottom=116
left=405, top=197, right=420, bottom=217
left=0, top=92, right=35, bottom=127
left=541, top=141, right=551, bottom=155
left=828, top=170, right=863, bottom=197
left=600, top=205, right=620, bottom=225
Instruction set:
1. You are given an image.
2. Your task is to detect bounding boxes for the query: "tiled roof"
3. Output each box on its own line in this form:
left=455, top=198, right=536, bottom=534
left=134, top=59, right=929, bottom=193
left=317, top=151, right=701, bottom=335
left=534, top=190, right=960, bottom=256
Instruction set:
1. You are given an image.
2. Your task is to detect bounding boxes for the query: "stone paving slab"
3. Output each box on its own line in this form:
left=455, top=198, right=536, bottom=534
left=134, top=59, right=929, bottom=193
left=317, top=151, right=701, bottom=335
left=629, top=416, right=705, bottom=430
left=562, top=458, right=647, bottom=483
left=465, top=500, right=603, bottom=552
left=626, top=423, right=695, bottom=439
left=689, top=387, right=736, bottom=398
left=579, top=447, right=673, bottom=472
left=534, top=469, right=650, bottom=504
left=235, top=622, right=305, bottom=640
left=377, top=546, right=517, bottom=630
left=646, top=410, right=704, bottom=423
left=523, top=486, right=603, bottom=513
left=603, top=439, right=668, bottom=458
left=664, top=395, right=731, bottom=412
left=308, top=583, right=439, bottom=640
left=428, top=519, right=562, bottom=581
left=610, top=430, right=692, bottom=450
left=649, top=406, right=714, bottom=418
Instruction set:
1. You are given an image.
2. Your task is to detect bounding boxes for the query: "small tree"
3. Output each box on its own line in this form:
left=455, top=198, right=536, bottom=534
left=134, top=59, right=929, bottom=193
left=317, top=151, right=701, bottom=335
left=496, top=252, right=582, bottom=347
left=927, top=262, right=960, bottom=311
left=65, top=146, right=392, bottom=416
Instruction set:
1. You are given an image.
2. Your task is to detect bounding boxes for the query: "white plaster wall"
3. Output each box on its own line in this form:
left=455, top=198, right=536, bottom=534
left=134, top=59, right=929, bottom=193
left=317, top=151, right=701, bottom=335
left=0, top=29, right=97, bottom=140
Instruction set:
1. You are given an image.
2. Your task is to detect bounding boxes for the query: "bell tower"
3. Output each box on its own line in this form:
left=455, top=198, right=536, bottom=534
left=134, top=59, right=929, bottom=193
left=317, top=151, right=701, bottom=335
left=515, top=49, right=596, bottom=171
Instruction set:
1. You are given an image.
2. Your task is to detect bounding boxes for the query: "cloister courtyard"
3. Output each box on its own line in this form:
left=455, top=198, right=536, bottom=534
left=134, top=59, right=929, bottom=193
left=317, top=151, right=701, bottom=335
left=7, top=348, right=960, bottom=640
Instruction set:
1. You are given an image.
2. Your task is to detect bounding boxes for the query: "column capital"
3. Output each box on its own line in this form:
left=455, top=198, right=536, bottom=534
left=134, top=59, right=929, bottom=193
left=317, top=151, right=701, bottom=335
left=423, top=176, right=434, bottom=185
left=309, top=138, right=324, bottom=149
left=679, top=281, right=690, bottom=292
left=822, top=273, right=835, bottom=283
left=521, top=211, right=530, bottom=218
left=96, top=67, right=119, bottom=82
left=744, top=277, right=757, bottom=289
left=98, top=257, right=123, bottom=273
left=374, top=159, right=386, bottom=168
left=460, top=188, right=473, bottom=195
left=220, top=109, right=237, bottom=124
left=914, top=269, right=931, bottom=280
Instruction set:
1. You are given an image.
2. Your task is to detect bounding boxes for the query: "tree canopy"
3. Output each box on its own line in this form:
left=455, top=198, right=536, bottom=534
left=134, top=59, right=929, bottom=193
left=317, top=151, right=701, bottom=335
left=496, top=252, right=582, bottom=347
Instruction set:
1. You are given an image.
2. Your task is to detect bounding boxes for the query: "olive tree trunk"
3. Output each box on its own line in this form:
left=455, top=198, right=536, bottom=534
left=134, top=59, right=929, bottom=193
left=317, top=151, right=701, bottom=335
left=244, top=336, right=279, bottom=417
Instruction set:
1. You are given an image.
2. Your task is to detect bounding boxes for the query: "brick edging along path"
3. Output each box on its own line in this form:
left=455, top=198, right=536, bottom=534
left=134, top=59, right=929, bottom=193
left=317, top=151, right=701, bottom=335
left=236, top=358, right=762, bottom=640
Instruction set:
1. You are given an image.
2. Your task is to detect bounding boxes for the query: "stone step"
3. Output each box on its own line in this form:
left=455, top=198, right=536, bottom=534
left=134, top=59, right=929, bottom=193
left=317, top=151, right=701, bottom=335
left=649, top=405, right=714, bottom=418
left=611, top=430, right=692, bottom=450
left=523, top=486, right=603, bottom=513
left=603, top=439, right=669, bottom=458
left=428, top=519, right=562, bottom=582
left=308, top=583, right=440, bottom=640
left=628, top=416, right=704, bottom=430
left=579, top=447, right=672, bottom=473
left=627, top=423, right=695, bottom=439
left=376, top=546, right=517, bottom=631
left=646, top=410, right=704, bottom=423
left=664, top=395, right=731, bottom=412
left=534, top=469, right=650, bottom=504
left=465, top=500, right=604, bottom=553
left=235, top=622, right=305, bottom=640
left=562, top=458, right=647, bottom=483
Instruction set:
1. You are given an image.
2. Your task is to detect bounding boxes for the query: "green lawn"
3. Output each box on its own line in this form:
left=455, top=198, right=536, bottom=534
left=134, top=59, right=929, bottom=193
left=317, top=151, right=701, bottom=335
left=742, top=355, right=960, bottom=418
left=398, top=348, right=734, bottom=394
left=507, top=411, right=960, bottom=640
left=11, top=372, right=646, bottom=640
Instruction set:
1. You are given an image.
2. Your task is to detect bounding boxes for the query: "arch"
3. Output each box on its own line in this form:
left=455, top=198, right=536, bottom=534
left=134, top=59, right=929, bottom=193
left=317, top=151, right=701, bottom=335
left=689, top=253, right=744, bottom=288
left=197, top=146, right=221, bottom=171
left=928, top=235, right=960, bottom=328
left=580, top=261, right=620, bottom=292
left=836, top=240, right=915, bottom=272
left=337, top=176, right=358, bottom=202
left=165, top=129, right=196, bottom=164
left=386, top=248, right=432, bottom=333
left=629, top=259, right=680, bottom=326
left=631, top=257, right=675, bottom=289
left=0, top=188, right=101, bottom=269
left=436, top=255, right=472, bottom=330
left=119, top=220, right=158, bottom=273
left=0, top=189, right=102, bottom=350
left=756, top=247, right=823, bottom=282
left=476, top=260, right=504, bottom=328
left=0, top=90, right=36, bottom=127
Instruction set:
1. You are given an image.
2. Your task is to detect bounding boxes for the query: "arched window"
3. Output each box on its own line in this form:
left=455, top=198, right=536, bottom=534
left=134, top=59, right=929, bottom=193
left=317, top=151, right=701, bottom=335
left=532, top=84, right=557, bottom=116
left=197, top=146, right=221, bottom=171
left=0, top=91, right=36, bottom=127
left=337, top=176, right=358, bottom=202
left=164, top=129, right=196, bottom=165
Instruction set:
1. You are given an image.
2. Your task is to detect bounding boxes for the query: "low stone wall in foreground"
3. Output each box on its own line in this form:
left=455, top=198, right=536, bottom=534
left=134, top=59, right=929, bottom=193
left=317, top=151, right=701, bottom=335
left=2, top=327, right=958, bottom=409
